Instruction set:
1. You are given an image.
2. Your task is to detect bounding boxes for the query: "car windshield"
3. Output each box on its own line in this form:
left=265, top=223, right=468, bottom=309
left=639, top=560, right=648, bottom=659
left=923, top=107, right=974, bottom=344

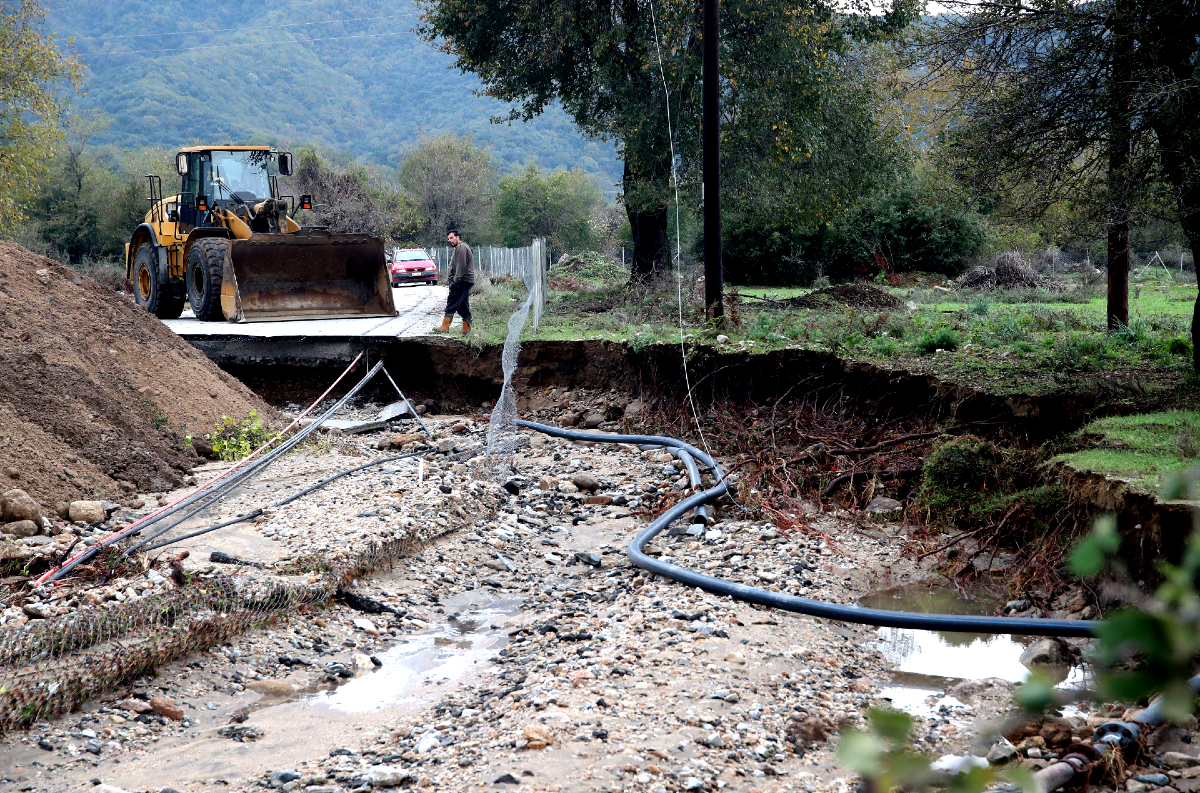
left=395, top=250, right=430, bottom=262
left=209, top=150, right=272, bottom=201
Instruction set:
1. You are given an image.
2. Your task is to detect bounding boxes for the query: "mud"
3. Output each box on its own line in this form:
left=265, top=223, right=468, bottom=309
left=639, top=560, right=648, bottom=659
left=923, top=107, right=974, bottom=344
left=0, top=242, right=273, bottom=509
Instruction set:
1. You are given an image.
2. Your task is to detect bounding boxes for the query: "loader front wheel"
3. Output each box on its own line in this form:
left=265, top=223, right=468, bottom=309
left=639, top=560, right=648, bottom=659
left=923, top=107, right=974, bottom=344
left=186, top=237, right=229, bottom=321
left=132, top=245, right=184, bottom=319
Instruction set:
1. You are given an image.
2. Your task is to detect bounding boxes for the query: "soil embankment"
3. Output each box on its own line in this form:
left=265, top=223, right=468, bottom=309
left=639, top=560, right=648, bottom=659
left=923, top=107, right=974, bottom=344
left=0, top=242, right=272, bottom=510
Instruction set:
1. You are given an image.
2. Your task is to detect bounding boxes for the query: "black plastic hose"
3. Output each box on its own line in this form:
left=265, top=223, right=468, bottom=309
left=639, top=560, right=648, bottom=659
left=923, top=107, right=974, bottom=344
left=513, top=419, right=1098, bottom=638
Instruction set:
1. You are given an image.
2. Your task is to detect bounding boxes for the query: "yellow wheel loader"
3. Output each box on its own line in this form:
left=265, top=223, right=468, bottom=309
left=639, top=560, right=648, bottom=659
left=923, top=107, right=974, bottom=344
left=125, top=146, right=397, bottom=322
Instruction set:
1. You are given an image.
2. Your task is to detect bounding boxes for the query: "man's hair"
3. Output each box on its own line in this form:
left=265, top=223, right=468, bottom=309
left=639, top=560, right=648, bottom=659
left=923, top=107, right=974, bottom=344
left=446, top=227, right=460, bottom=237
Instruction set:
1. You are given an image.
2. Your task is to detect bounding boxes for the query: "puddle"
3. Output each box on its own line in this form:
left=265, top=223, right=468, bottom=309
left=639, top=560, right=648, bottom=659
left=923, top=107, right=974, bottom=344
left=861, top=583, right=1088, bottom=716
left=308, top=594, right=522, bottom=713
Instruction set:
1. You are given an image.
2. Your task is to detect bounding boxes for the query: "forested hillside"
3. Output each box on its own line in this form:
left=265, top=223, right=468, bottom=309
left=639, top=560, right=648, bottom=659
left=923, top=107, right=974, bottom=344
left=45, top=0, right=620, bottom=186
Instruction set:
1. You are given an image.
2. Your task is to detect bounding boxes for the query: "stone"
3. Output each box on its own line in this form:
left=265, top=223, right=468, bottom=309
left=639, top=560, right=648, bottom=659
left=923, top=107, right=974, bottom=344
left=581, top=414, right=604, bottom=429
left=2, top=489, right=41, bottom=523
left=1019, top=637, right=1071, bottom=668
left=558, top=482, right=580, bottom=494
left=415, top=734, right=440, bottom=753
left=117, top=698, right=152, bottom=714
left=191, top=437, right=215, bottom=458
left=537, top=476, right=559, bottom=490
left=149, top=696, right=184, bottom=721
left=378, top=401, right=412, bottom=421
left=625, top=399, right=644, bottom=417
left=92, top=785, right=133, bottom=793
left=246, top=680, right=295, bottom=697
left=69, top=500, right=106, bottom=524
left=864, top=496, right=902, bottom=514
left=270, top=770, right=301, bottom=787
left=494, top=774, right=521, bottom=785
left=4, top=520, right=38, bottom=538
left=55, top=501, right=71, bottom=520
left=986, top=740, right=1018, bottom=766
left=583, top=495, right=613, bottom=506
left=1133, top=774, right=1171, bottom=788
left=217, top=724, right=262, bottom=741
left=379, top=433, right=425, bottom=451
left=523, top=723, right=552, bottom=748
left=21, top=603, right=47, bottom=619
left=1162, top=753, right=1200, bottom=770
left=362, top=763, right=420, bottom=787
left=571, top=473, right=600, bottom=492
left=352, top=617, right=379, bottom=634
left=574, top=551, right=602, bottom=568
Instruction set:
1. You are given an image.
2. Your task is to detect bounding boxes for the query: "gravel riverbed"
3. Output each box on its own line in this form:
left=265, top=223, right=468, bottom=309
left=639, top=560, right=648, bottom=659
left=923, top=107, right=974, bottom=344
left=0, top=408, right=1194, bottom=793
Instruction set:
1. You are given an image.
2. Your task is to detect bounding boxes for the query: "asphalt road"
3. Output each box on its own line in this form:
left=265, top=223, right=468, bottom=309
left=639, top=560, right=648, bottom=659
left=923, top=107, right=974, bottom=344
left=163, top=283, right=450, bottom=339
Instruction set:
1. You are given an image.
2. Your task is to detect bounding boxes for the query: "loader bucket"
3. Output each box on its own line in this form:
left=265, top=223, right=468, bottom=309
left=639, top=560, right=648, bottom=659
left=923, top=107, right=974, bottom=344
left=220, top=230, right=397, bottom=322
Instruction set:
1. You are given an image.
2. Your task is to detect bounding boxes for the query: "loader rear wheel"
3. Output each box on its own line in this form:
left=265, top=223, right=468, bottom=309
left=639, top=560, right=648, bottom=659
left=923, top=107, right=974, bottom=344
left=132, top=245, right=184, bottom=319
left=186, top=237, right=229, bottom=321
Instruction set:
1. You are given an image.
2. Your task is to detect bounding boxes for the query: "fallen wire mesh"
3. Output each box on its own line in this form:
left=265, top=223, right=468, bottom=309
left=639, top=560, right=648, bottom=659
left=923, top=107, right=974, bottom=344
left=0, top=523, right=455, bottom=732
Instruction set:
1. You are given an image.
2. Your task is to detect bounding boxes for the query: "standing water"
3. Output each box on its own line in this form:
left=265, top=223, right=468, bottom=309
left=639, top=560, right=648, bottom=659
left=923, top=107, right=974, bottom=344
left=860, top=583, right=1087, bottom=716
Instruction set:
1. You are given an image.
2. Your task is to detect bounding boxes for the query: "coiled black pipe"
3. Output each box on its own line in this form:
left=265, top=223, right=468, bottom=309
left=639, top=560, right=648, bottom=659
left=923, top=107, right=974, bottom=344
left=513, top=419, right=1098, bottom=638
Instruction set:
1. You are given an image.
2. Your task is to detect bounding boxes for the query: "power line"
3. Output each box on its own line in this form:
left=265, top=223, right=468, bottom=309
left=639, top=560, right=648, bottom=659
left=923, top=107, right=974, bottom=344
left=71, top=12, right=413, bottom=41
left=79, top=29, right=412, bottom=57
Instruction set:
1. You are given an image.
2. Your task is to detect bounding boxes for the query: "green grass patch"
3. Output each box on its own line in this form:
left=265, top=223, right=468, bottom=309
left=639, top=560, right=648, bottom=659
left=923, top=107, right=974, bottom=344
left=1055, top=410, right=1200, bottom=495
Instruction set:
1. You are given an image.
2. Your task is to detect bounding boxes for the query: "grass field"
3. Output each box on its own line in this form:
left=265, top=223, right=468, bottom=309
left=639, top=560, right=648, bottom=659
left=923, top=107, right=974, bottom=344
left=1056, top=410, right=1200, bottom=495
left=469, top=262, right=1198, bottom=396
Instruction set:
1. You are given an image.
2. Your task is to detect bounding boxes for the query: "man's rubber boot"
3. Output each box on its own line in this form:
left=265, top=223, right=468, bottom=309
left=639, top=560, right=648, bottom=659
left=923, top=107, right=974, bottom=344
left=432, top=316, right=452, bottom=333
left=461, top=320, right=472, bottom=334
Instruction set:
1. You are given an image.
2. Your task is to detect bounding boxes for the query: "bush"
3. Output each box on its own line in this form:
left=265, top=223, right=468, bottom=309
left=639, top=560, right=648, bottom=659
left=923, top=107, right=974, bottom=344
left=720, top=176, right=986, bottom=286
left=208, top=410, right=275, bottom=461
left=914, top=327, right=961, bottom=354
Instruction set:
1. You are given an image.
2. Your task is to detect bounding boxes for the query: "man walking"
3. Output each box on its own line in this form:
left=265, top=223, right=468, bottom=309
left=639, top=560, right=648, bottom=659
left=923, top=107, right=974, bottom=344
left=433, top=228, right=474, bottom=334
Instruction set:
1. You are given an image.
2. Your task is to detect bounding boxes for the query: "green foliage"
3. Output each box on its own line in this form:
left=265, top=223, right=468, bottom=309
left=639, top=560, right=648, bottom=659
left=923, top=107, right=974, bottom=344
left=838, top=708, right=1032, bottom=793
left=1069, top=505, right=1200, bottom=723
left=285, top=147, right=424, bottom=241
left=551, top=252, right=626, bottom=283
left=491, top=164, right=601, bottom=251
left=0, top=0, right=83, bottom=231
left=1055, top=411, right=1200, bottom=494
left=723, top=174, right=987, bottom=285
left=207, top=410, right=274, bottom=461
left=396, top=134, right=496, bottom=245
left=40, top=1, right=620, bottom=189
left=914, top=326, right=961, bottom=354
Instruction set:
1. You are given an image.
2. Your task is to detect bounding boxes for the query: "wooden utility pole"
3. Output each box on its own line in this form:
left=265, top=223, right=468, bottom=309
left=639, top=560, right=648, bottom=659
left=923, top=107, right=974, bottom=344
left=703, top=0, right=723, bottom=319
left=1107, top=0, right=1133, bottom=331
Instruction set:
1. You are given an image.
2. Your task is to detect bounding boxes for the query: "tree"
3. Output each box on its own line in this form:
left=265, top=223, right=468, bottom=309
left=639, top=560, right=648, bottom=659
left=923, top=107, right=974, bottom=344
left=418, top=0, right=917, bottom=281
left=915, top=1, right=1200, bottom=367
left=287, top=149, right=424, bottom=241
left=397, top=133, right=495, bottom=245
left=491, top=164, right=601, bottom=250
left=0, top=0, right=82, bottom=231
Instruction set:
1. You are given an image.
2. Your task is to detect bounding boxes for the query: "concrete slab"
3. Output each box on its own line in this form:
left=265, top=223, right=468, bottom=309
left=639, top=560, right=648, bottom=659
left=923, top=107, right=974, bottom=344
left=163, top=283, right=448, bottom=340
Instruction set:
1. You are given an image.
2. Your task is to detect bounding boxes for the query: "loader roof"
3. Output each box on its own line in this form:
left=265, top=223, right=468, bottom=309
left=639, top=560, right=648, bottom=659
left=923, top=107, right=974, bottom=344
left=176, top=145, right=273, bottom=153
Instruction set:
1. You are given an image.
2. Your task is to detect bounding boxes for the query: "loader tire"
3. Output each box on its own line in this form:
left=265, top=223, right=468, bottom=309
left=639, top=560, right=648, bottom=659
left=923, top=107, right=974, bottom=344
left=186, top=237, right=229, bottom=321
left=132, top=245, right=184, bottom=319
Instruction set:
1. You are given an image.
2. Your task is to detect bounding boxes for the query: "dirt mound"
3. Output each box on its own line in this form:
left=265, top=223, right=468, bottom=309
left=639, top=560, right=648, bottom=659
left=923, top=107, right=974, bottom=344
left=0, top=242, right=273, bottom=512
left=791, top=283, right=903, bottom=310
left=956, top=251, right=1068, bottom=292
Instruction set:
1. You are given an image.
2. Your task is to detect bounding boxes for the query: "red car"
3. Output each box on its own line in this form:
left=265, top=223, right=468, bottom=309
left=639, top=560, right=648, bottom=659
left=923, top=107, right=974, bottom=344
left=388, top=248, right=438, bottom=286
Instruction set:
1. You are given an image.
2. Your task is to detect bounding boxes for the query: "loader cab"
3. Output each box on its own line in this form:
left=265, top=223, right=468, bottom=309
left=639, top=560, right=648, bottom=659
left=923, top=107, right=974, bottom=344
left=175, top=147, right=290, bottom=231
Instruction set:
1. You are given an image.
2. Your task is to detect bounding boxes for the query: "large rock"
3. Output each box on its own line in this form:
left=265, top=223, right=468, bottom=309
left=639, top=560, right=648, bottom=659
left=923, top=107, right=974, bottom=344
left=378, top=432, right=424, bottom=451
left=149, top=696, right=184, bottom=721
left=571, top=473, right=600, bottom=492
left=363, top=766, right=418, bottom=788
left=3, top=520, right=39, bottom=538
left=69, top=501, right=106, bottom=524
left=1019, top=637, right=1071, bottom=668
left=2, top=489, right=41, bottom=523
